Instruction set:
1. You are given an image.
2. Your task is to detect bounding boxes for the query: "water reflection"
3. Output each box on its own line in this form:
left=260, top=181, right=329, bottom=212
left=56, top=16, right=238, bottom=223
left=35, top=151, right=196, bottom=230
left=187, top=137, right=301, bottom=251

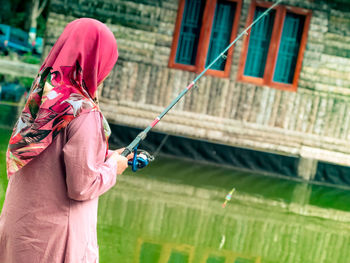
left=1, top=126, right=350, bottom=263
left=97, top=157, right=350, bottom=263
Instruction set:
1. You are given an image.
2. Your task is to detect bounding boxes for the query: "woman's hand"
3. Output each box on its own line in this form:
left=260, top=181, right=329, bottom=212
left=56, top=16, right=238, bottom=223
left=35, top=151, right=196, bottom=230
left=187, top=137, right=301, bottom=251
left=110, top=148, right=134, bottom=175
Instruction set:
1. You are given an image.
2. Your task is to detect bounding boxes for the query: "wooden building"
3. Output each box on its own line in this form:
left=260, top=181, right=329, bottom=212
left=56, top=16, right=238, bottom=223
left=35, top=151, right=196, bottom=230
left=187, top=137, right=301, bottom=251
left=44, top=0, right=350, bottom=184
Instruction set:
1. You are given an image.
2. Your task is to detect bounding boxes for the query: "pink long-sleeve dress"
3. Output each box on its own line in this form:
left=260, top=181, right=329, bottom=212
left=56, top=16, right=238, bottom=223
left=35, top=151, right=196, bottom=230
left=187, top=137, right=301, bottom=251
left=0, top=111, right=118, bottom=263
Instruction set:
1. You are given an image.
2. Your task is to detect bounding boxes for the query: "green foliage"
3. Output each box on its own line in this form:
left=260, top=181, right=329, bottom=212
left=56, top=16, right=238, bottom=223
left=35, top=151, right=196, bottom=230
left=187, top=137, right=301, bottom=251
left=18, top=76, right=34, bottom=89
left=7, top=12, right=28, bottom=30
left=0, top=0, right=49, bottom=37
left=21, top=52, right=41, bottom=65
left=36, top=15, right=47, bottom=37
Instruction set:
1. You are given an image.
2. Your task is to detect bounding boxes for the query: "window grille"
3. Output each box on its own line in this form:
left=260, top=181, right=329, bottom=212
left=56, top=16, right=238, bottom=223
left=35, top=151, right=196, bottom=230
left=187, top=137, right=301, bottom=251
left=206, top=0, right=237, bottom=70
left=273, top=12, right=305, bottom=84
left=238, top=2, right=311, bottom=91
left=244, top=7, right=275, bottom=78
left=175, top=0, right=205, bottom=65
left=170, top=0, right=242, bottom=78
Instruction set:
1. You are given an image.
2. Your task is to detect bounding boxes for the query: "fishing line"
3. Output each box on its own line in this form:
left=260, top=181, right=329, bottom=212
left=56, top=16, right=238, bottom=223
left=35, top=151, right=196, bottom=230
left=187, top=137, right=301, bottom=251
left=121, top=0, right=283, bottom=172
left=153, top=134, right=170, bottom=158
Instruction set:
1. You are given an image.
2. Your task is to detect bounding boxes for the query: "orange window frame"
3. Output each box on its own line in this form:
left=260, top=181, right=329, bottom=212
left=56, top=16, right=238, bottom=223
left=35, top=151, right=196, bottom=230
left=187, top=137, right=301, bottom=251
left=237, top=0, right=312, bottom=92
left=169, top=0, right=242, bottom=78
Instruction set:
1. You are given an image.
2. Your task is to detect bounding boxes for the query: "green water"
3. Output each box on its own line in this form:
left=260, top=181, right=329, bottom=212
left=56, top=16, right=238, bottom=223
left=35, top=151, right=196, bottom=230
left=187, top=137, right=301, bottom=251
left=0, top=127, right=11, bottom=208
left=1, top=127, right=350, bottom=263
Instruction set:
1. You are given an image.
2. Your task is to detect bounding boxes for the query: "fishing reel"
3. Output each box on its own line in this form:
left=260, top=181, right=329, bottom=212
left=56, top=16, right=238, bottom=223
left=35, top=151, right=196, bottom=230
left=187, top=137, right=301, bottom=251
left=128, top=145, right=154, bottom=172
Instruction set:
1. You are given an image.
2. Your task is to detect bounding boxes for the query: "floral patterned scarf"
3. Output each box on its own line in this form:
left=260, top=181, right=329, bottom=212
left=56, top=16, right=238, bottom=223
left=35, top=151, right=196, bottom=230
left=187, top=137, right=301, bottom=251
left=6, top=18, right=118, bottom=177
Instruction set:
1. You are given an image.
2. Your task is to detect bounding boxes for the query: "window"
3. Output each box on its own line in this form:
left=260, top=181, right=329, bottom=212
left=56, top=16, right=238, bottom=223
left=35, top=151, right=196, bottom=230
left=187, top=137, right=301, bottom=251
left=237, top=1, right=311, bottom=91
left=169, top=0, right=242, bottom=78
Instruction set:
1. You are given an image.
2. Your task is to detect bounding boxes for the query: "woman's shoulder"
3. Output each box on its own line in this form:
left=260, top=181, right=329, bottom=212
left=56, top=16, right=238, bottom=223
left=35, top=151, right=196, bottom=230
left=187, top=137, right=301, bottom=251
left=69, top=110, right=102, bottom=127
left=66, top=111, right=103, bottom=139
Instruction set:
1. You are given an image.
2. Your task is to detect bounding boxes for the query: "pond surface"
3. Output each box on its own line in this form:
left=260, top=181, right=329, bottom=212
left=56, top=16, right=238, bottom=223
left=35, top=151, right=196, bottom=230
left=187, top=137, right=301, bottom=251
left=98, top=156, right=350, bottom=263
left=1, top=127, right=350, bottom=263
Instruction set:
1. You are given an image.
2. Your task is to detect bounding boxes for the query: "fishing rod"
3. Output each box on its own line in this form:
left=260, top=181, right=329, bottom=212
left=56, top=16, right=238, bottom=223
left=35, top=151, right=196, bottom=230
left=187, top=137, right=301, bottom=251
left=122, top=0, right=282, bottom=171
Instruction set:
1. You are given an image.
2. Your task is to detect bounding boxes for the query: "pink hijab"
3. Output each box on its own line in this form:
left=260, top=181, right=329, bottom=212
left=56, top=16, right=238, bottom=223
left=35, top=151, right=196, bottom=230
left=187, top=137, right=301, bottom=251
left=6, top=18, right=118, bottom=177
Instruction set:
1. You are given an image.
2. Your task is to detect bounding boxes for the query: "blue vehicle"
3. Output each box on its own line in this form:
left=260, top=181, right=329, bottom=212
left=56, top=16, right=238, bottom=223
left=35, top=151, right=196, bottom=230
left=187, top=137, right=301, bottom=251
left=0, top=24, right=43, bottom=55
left=0, top=82, right=27, bottom=103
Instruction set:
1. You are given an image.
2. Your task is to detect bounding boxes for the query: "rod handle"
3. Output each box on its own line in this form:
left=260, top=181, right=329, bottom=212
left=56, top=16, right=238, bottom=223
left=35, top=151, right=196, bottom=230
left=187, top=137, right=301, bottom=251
left=121, top=147, right=132, bottom=157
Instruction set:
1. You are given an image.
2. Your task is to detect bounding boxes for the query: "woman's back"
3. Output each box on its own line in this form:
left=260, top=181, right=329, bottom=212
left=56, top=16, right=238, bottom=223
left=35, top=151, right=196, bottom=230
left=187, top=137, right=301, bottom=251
left=0, top=111, right=117, bottom=263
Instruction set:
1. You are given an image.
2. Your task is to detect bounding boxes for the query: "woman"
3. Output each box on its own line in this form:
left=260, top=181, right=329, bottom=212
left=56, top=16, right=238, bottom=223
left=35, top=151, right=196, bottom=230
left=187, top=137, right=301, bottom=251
left=0, top=18, right=131, bottom=262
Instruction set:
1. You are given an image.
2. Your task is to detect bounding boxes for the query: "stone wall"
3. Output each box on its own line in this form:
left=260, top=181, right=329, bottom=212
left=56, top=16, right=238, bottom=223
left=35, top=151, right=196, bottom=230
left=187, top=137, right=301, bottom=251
left=45, top=0, right=350, bottom=170
left=0, top=59, right=39, bottom=78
